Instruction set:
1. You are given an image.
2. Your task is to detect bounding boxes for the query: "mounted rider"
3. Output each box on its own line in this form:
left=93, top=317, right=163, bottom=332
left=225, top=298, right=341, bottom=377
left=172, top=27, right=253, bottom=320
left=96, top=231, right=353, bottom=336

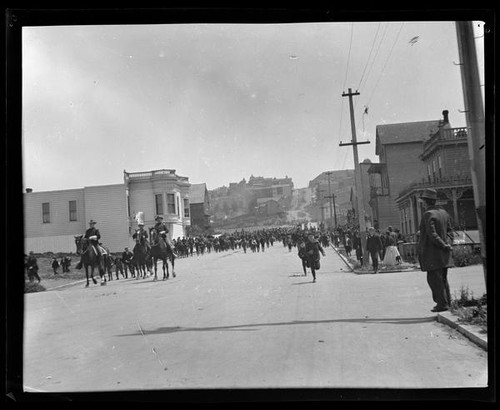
left=76, top=220, right=106, bottom=269
left=152, top=215, right=177, bottom=257
left=132, top=221, right=151, bottom=252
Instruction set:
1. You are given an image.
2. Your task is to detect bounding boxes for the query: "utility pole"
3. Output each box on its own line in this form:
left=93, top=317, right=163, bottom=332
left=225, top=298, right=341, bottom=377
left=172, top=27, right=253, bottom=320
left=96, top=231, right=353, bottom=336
left=340, top=88, right=370, bottom=266
left=325, top=171, right=333, bottom=226
left=318, top=189, right=326, bottom=226
left=456, top=21, right=486, bottom=284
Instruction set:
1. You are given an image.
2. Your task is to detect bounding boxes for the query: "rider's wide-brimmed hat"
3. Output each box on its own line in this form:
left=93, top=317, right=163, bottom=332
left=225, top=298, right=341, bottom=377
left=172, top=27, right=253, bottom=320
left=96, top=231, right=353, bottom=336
left=155, top=215, right=163, bottom=220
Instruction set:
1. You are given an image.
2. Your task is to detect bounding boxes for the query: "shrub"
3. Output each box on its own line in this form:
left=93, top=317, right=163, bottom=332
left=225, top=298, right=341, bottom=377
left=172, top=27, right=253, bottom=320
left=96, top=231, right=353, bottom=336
left=451, top=245, right=482, bottom=267
left=450, top=286, right=487, bottom=330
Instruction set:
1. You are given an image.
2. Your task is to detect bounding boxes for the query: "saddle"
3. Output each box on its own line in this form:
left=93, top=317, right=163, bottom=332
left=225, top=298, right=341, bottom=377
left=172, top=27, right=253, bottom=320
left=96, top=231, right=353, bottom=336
left=90, top=244, right=108, bottom=256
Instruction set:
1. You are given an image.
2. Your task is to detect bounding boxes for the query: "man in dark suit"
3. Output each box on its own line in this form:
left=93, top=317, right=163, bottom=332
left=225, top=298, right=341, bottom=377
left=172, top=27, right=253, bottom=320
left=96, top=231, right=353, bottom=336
left=417, top=188, right=454, bottom=312
left=366, top=227, right=383, bottom=274
left=122, top=247, right=134, bottom=277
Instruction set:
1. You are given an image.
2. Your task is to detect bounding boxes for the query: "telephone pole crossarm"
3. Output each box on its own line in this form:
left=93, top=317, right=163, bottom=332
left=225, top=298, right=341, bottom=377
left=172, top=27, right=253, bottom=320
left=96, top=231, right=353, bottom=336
left=339, top=140, right=371, bottom=147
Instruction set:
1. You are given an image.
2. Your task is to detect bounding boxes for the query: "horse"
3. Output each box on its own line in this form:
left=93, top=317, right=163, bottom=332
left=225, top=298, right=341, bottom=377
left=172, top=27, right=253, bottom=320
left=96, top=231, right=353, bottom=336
left=149, top=228, right=176, bottom=281
left=132, top=237, right=151, bottom=279
left=74, top=235, right=107, bottom=287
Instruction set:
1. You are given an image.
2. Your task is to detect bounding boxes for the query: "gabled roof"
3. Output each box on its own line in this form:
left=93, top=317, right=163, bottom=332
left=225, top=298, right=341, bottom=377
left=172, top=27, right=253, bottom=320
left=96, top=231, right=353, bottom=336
left=375, top=120, right=440, bottom=155
left=189, top=183, right=208, bottom=204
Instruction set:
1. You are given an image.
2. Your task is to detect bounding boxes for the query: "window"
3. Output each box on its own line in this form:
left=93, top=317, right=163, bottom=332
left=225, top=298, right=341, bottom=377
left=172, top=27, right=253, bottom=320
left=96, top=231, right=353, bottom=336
left=176, top=196, right=180, bottom=216
left=69, top=200, right=77, bottom=221
left=184, top=198, right=190, bottom=218
left=155, top=194, right=163, bottom=215
left=438, top=155, right=442, bottom=178
left=42, top=202, right=50, bottom=223
left=167, top=193, right=176, bottom=214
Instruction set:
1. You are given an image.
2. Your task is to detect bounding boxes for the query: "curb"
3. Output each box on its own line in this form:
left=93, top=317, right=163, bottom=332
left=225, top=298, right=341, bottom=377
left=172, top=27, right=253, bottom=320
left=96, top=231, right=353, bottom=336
left=437, top=311, right=487, bottom=351
left=331, top=246, right=419, bottom=275
left=352, top=267, right=420, bottom=275
left=330, top=245, right=354, bottom=272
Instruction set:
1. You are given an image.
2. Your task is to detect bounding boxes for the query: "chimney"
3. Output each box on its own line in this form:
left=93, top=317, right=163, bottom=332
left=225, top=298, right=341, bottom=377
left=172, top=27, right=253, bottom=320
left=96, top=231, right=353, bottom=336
left=25, top=188, right=32, bottom=193
left=442, top=110, right=449, bottom=124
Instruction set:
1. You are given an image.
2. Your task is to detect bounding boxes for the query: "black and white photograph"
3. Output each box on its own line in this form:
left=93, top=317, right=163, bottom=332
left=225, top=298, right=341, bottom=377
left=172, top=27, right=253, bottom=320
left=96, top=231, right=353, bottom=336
left=6, top=7, right=494, bottom=402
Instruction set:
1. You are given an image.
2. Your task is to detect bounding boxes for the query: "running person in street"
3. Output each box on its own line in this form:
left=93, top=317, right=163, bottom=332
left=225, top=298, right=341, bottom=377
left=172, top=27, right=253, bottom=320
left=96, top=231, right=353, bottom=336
left=305, top=234, right=326, bottom=283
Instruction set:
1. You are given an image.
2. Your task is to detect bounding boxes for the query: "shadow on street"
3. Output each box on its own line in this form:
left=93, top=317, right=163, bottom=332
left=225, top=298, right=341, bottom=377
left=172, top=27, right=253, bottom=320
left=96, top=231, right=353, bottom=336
left=118, top=316, right=436, bottom=337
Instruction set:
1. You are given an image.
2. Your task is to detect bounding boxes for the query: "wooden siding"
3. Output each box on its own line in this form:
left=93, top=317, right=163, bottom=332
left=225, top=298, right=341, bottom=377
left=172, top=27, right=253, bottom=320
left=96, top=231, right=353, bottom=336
left=24, top=188, right=86, bottom=239
left=373, top=143, right=427, bottom=231
left=24, top=185, right=130, bottom=253
left=83, top=184, right=129, bottom=252
left=25, top=235, right=78, bottom=254
left=385, top=143, right=427, bottom=196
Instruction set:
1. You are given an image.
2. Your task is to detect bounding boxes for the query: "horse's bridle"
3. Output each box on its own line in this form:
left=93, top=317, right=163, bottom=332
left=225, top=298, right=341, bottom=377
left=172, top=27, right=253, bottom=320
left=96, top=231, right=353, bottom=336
left=76, top=237, right=90, bottom=255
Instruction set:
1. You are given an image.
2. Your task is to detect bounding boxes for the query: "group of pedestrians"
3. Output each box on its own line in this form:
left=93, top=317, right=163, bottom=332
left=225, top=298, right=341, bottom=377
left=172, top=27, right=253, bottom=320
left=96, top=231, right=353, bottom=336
left=364, top=226, right=402, bottom=274
left=334, top=188, right=455, bottom=313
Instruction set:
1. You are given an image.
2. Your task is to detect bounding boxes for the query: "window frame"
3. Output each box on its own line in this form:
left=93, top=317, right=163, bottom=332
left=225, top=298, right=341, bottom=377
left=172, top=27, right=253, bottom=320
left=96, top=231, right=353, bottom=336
left=155, top=193, right=164, bottom=216
left=166, top=193, right=176, bottom=215
left=42, top=202, right=50, bottom=223
left=69, top=200, right=77, bottom=222
left=184, top=198, right=190, bottom=218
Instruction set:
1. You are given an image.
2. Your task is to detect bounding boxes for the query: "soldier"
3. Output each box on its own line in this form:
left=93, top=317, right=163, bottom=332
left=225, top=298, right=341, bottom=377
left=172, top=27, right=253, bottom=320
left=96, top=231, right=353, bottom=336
left=152, top=215, right=177, bottom=257
left=133, top=222, right=150, bottom=252
left=76, top=220, right=102, bottom=269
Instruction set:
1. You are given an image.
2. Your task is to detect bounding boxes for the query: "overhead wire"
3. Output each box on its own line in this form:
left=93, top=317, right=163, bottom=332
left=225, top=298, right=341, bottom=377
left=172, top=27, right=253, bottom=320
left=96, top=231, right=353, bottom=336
left=366, top=22, right=405, bottom=107
left=357, top=22, right=389, bottom=100
left=356, top=22, right=382, bottom=92
left=348, top=22, right=404, bottom=150
left=334, top=23, right=354, bottom=170
left=342, top=23, right=354, bottom=92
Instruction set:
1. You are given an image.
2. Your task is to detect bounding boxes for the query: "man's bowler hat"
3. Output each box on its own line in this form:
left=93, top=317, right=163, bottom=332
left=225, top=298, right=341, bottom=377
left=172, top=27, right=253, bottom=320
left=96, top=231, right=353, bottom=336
left=89, top=219, right=96, bottom=224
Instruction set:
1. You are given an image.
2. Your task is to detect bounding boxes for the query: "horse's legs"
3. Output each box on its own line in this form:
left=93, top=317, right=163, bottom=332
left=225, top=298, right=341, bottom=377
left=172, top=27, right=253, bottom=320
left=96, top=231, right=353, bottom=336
left=90, top=266, right=98, bottom=285
left=171, top=256, right=176, bottom=278
left=153, top=257, right=158, bottom=281
left=85, top=266, right=90, bottom=287
left=99, top=263, right=107, bottom=285
left=163, top=259, right=168, bottom=280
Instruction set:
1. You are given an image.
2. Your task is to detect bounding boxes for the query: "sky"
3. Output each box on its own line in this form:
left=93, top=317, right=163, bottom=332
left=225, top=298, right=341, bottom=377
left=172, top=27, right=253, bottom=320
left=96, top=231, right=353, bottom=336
left=22, top=20, right=485, bottom=192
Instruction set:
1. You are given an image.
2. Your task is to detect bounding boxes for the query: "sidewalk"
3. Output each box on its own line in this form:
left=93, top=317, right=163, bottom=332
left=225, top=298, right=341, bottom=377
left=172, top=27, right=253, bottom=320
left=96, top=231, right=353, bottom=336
left=331, top=244, right=488, bottom=351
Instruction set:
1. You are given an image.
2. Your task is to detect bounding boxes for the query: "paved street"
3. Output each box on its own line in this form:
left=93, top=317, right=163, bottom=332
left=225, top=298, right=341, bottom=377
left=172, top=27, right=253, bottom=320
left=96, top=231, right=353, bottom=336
left=24, top=244, right=487, bottom=392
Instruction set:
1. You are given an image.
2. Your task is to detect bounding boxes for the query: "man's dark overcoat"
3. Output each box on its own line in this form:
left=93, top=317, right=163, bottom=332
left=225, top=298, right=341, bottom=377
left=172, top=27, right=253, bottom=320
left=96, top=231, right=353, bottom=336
left=417, top=206, right=453, bottom=271
left=366, top=232, right=383, bottom=253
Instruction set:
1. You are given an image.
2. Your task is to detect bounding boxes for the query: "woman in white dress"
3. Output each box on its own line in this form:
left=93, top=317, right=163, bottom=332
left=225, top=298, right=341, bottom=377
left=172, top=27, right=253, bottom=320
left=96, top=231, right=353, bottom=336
left=382, top=226, right=401, bottom=266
